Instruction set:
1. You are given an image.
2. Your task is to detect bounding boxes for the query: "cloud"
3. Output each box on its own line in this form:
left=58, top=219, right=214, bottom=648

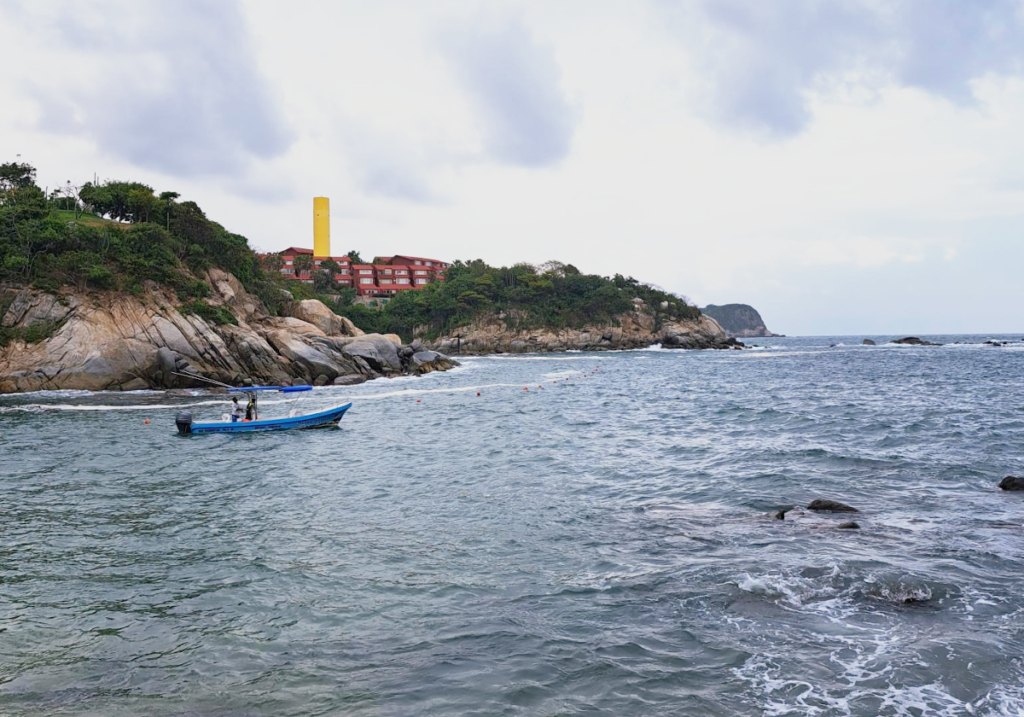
left=677, top=0, right=1024, bottom=136
left=17, top=0, right=293, bottom=177
left=438, top=12, right=578, bottom=167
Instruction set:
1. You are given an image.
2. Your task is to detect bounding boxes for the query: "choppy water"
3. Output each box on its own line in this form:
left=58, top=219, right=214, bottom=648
left=2, top=336, right=1024, bottom=716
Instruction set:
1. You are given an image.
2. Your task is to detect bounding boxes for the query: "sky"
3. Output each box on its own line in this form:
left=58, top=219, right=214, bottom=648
left=1, top=0, right=1023, bottom=335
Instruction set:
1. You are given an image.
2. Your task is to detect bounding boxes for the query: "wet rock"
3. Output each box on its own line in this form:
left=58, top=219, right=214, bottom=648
left=837, top=521, right=861, bottom=530
left=862, top=339, right=877, bottom=346
left=775, top=507, right=794, bottom=520
left=892, top=337, right=941, bottom=346
left=332, top=374, right=367, bottom=386
left=998, top=476, right=1024, bottom=491
left=807, top=499, right=859, bottom=513
left=313, top=374, right=329, bottom=386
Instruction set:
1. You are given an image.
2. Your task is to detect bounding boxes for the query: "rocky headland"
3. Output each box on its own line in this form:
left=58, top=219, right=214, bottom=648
left=427, top=301, right=742, bottom=354
left=700, top=303, right=779, bottom=338
left=0, top=270, right=456, bottom=393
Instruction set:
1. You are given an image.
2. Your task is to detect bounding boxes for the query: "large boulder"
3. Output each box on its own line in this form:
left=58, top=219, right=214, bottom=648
left=284, top=299, right=364, bottom=337
left=342, top=334, right=403, bottom=374
left=862, top=339, right=877, bottom=346
left=410, top=350, right=457, bottom=374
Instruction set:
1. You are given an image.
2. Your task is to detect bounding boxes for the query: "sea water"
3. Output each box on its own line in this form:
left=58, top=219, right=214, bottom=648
left=2, top=335, right=1023, bottom=716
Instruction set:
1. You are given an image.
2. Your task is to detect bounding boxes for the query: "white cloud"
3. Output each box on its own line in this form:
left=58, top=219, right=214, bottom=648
left=1, top=0, right=1023, bottom=333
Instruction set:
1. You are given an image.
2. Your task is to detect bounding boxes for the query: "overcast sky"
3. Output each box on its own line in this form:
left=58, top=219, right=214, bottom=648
left=2, top=0, right=1023, bottom=335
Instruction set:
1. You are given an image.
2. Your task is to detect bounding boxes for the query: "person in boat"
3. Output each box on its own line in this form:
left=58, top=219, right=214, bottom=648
left=245, top=393, right=258, bottom=421
left=230, top=396, right=245, bottom=423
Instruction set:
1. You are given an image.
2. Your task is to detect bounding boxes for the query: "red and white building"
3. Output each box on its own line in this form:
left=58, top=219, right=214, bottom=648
left=264, top=248, right=448, bottom=298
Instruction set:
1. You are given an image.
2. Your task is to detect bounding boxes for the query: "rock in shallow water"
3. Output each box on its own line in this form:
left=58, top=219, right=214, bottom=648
left=998, top=476, right=1024, bottom=491
left=807, top=499, right=859, bottom=513
left=837, top=521, right=861, bottom=530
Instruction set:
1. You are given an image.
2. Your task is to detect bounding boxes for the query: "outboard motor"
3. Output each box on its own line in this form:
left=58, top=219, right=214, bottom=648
left=175, top=411, right=193, bottom=435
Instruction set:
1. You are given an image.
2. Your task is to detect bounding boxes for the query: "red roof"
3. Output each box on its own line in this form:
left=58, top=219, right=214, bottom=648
left=281, top=246, right=313, bottom=255
left=390, top=254, right=447, bottom=265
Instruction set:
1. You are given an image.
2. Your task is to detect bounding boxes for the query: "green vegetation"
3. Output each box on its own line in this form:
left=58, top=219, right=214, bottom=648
left=0, top=160, right=283, bottom=320
left=179, top=299, right=237, bottom=326
left=0, top=318, right=66, bottom=347
left=333, top=259, right=701, bottom=340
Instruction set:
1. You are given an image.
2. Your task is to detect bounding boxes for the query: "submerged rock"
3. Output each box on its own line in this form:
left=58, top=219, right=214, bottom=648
left=998, top=476, right=1024, bottom=491
left=837, top=521, right=861, bottom=530
left=807, top=499, right=859, bottom=513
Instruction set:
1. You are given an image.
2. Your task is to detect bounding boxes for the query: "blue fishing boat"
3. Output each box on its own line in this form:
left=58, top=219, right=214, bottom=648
left=174, top=385, right=351, bottom=435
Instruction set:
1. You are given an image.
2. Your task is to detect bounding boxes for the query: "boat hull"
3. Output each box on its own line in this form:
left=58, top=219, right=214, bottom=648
left=188, top=403, right=352, bottom=434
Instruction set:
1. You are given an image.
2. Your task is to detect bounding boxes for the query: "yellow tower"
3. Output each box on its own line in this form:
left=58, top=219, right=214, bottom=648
left=313, top=197, right=330, bottom=258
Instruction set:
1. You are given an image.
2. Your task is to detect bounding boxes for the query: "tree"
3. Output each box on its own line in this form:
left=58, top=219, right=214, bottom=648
left=159, top=191, right=179, bottom=228
left=0, top=162, right=36, bottom=192
left=314, top=258, right=341, bottom=292
left=293, top=253, right=313, bottom=278
left=261, top=253, right=283, bottom=274
left=345, top=249, right=364, bottom=265
left=335, top=287, right=357, bottom=307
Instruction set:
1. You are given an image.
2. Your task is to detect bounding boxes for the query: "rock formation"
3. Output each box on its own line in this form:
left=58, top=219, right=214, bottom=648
left=700, top=304, right=779, bottom=338
left=0, top=269, right=456, bottom=393
left=427, top=307, right=739, bottom=354
left=892, top=337, right=942, bottom=346
left=807, top=499, right=859, bottom=513
left=998, top=476, right=1024, bottom=491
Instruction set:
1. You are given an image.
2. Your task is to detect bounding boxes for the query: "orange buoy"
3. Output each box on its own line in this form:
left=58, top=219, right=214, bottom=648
left=476, top=391, right=481, bottom=396
left=524, top=387, right=529, bottom=391
left=416, top=399, right=421, bottom=403
left=143, top=419, right=150, bottom=425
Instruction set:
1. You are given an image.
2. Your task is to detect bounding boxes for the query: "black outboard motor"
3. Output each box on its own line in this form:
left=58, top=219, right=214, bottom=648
left=175, top=411, right=193, bottom=435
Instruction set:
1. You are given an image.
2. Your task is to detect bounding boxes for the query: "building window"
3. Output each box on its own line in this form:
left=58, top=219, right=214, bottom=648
left=415, top=270, right=428, bottom=275
left=416, top=278, right=428, bottom=284
left=360, top=278, right=374, bottom=284
left=285, top=260, right=293, bottom=266
left=359, top=269, right=373, bottom=275
left=397, top=278, right=409, bottom=284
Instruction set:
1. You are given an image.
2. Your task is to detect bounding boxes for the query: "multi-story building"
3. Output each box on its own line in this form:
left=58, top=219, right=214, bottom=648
left=259, top=198, right=448, bottom=300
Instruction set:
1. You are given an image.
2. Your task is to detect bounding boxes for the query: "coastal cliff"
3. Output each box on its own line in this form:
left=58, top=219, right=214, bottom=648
left=701, top=303, right=779, bottom=338
left=0, top=269, right=456, bottom=393
left=427, top=303, right=739, bottom=354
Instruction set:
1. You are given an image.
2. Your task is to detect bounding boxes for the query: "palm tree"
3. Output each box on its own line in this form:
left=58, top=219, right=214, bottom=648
left=293, top=254, right=313, bottom=279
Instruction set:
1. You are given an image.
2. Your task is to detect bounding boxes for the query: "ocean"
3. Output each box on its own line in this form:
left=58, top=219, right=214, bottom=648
left=2, top=335, right=1023, bottom=716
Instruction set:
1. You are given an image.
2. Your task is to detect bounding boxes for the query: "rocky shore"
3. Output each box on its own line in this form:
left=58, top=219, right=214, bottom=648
left=0, top=270, right=456, bottom=393
left=427, top=302, right=742, bottom=354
